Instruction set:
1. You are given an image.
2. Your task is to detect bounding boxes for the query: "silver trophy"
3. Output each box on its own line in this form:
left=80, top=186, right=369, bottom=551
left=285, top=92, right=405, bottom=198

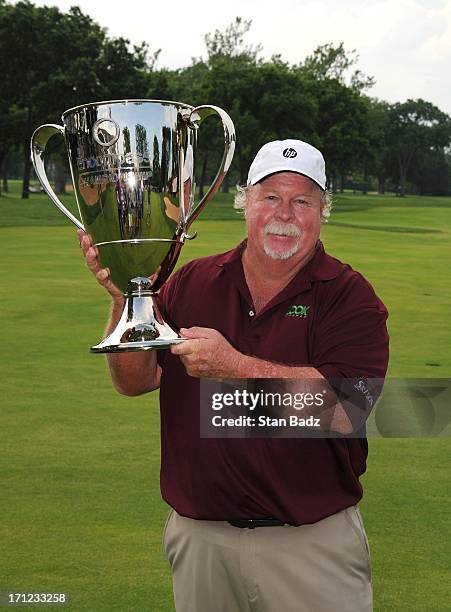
left=31, top=99, right=235, bottom=352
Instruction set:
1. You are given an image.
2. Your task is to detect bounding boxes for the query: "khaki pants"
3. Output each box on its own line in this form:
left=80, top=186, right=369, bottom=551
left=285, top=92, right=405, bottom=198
left=163, top=506, right=372, bottom=612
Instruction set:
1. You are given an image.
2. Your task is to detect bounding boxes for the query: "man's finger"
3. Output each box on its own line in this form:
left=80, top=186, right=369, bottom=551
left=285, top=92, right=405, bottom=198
left=76, top=231, right=123, bottom=299
left=170, top=339, right=198, bottom=355
left=86, top=247, right=100, bottom=273
left=94, top=268, right=123, bottom=298
left=96, top=268, right=109, bottom=282
left=76, top=229, right=86, bottom=245
left=180, top=326, right=215, bottom=339
left=80, top=235, right=94, bottom=256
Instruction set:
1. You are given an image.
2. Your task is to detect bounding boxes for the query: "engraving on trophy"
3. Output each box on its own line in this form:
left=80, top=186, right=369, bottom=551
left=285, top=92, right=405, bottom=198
left=92, top=117, right=120, bottom=147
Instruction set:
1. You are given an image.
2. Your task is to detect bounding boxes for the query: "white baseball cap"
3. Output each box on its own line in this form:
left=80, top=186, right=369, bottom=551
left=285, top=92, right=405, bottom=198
left=247, top=139, right=326, bottom=190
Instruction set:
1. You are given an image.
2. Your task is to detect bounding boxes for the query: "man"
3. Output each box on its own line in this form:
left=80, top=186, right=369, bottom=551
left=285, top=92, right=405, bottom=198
left=79, top=139, right=389, bottom=612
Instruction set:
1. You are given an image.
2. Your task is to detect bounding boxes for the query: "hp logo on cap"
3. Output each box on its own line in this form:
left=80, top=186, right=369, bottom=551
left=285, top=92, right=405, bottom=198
left=283, top=148, right=297, bottom=158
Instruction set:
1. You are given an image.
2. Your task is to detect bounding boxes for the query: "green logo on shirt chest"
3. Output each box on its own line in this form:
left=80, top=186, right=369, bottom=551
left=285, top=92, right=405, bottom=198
left=286, top=304, right=310, bottom=318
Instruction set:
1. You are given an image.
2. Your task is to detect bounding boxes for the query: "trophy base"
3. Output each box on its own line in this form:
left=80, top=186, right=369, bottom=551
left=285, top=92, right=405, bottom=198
left=90, top=280, right=184, bottom=353
left=90, top=337, right=185, bottom=353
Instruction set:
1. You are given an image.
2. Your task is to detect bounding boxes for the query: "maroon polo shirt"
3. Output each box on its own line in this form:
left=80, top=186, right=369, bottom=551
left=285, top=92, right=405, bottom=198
left=155, top=240, right=389, bottom=525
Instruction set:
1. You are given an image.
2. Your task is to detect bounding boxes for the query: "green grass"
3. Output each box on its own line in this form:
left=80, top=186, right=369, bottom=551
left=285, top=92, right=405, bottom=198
left=1, top=181, right=450, bottom=611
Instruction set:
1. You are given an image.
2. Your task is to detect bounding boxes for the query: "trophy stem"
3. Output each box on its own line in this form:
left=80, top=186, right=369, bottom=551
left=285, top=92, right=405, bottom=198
left=90, top=277, right=184, bottom=353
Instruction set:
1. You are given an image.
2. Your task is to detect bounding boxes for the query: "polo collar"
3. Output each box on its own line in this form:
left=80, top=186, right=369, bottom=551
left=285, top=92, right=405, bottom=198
left=217, top=239, right=343, bottom=282
left=217, top=239, right=344, bottom=315
left=302, top=240, right=344, bottom=281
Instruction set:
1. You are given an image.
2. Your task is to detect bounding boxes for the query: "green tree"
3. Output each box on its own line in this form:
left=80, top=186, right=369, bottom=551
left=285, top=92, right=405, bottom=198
left=361, top=97, right=391, bottom=193
left=302, top=42, right=375, bottom=92
left=0, top=1, right=104, bottom=197
left=302, top=77, right=368, bottom=191
left=239, top=60, right=319, bottom=181
left=166, top=18, right=265, bottom=192
left=204, top=17, right=262, bottom=61
left=409, top=148, right=451, bottom=195
left=386, top=99, right=451, bottom=196
left=190, top=18, right=319, bottom=188
left=0, top=0, right=154, bottom=198
left=96, top=38, right=156, bottom=100
left=202, top=17, right=264, bottom=190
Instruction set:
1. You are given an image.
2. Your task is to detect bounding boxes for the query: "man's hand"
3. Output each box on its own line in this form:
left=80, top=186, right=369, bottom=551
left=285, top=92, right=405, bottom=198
left=77, top=229, right=123, bottom=303
left=170, top=326, right=353, bottom=433
left=170, top=327, right=243, bottom=378
left=77, top=229, right=161, bottom=395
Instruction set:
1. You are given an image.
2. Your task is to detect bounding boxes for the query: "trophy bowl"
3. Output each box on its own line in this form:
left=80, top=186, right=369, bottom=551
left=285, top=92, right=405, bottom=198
left=31, top=99, right=235, bottom=352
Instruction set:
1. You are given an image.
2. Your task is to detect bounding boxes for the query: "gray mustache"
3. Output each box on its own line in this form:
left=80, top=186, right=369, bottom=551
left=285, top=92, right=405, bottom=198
left=264, top=222, right=301, bottom=237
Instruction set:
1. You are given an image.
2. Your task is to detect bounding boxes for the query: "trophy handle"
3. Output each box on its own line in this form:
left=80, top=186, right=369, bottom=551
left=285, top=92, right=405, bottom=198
left=184, top=105, right=235, bottom=228
left=30, top=124, right=85, bottom=230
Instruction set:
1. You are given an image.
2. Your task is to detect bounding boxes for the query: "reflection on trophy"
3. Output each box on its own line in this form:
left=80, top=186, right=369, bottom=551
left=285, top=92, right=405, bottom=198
left=31, top=100, right=235, bottom=352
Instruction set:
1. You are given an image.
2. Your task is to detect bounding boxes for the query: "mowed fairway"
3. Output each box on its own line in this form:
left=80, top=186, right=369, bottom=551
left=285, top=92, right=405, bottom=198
left=1, top=182, right=450, bottom=611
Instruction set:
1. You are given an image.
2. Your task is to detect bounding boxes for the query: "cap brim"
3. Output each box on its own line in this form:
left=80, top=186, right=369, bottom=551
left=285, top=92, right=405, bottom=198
left=248, top=166, right=325, bottom=190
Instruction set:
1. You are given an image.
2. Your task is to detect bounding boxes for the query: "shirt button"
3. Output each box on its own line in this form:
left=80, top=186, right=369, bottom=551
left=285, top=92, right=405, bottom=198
left=249, top=310, right=255, bottom=317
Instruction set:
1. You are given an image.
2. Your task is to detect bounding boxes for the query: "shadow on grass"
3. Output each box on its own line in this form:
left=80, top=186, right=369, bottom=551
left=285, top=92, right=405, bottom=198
left=328, top=221, right=443, bottom=234
left=334, top=196, right=451, bottom=214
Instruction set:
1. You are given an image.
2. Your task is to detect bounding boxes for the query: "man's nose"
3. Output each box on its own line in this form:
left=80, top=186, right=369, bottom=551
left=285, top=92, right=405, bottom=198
left=275, top=198, right=294, bottom=220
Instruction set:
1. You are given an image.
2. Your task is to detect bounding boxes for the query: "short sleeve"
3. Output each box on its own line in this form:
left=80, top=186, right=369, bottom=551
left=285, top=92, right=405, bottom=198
left=312, top=272, right=389, bottom=431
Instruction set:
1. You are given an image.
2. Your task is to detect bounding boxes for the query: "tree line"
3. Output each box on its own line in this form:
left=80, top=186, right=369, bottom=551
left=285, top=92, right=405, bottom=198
left=1, top=1, right=451, bottom=198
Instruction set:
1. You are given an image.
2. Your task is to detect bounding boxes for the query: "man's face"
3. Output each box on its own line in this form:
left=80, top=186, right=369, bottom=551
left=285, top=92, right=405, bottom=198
left=245, top=172, right=324, bottom=262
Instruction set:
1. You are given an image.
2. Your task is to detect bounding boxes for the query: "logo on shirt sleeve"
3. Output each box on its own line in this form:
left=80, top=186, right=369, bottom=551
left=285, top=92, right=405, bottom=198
left=285, top=304, right=310, bottom=318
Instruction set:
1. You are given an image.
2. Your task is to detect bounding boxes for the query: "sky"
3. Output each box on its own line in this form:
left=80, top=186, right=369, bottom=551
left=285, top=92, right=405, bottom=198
left=29, top=0, right=451, bottom=114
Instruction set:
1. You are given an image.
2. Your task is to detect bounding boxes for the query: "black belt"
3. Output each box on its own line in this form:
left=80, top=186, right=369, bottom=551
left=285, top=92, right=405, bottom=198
left=228, top=518, right=285, bottom=529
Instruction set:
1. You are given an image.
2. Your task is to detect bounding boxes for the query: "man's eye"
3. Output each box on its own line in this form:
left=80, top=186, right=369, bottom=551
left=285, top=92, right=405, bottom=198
left=266, top=195, right=278, bottom=201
